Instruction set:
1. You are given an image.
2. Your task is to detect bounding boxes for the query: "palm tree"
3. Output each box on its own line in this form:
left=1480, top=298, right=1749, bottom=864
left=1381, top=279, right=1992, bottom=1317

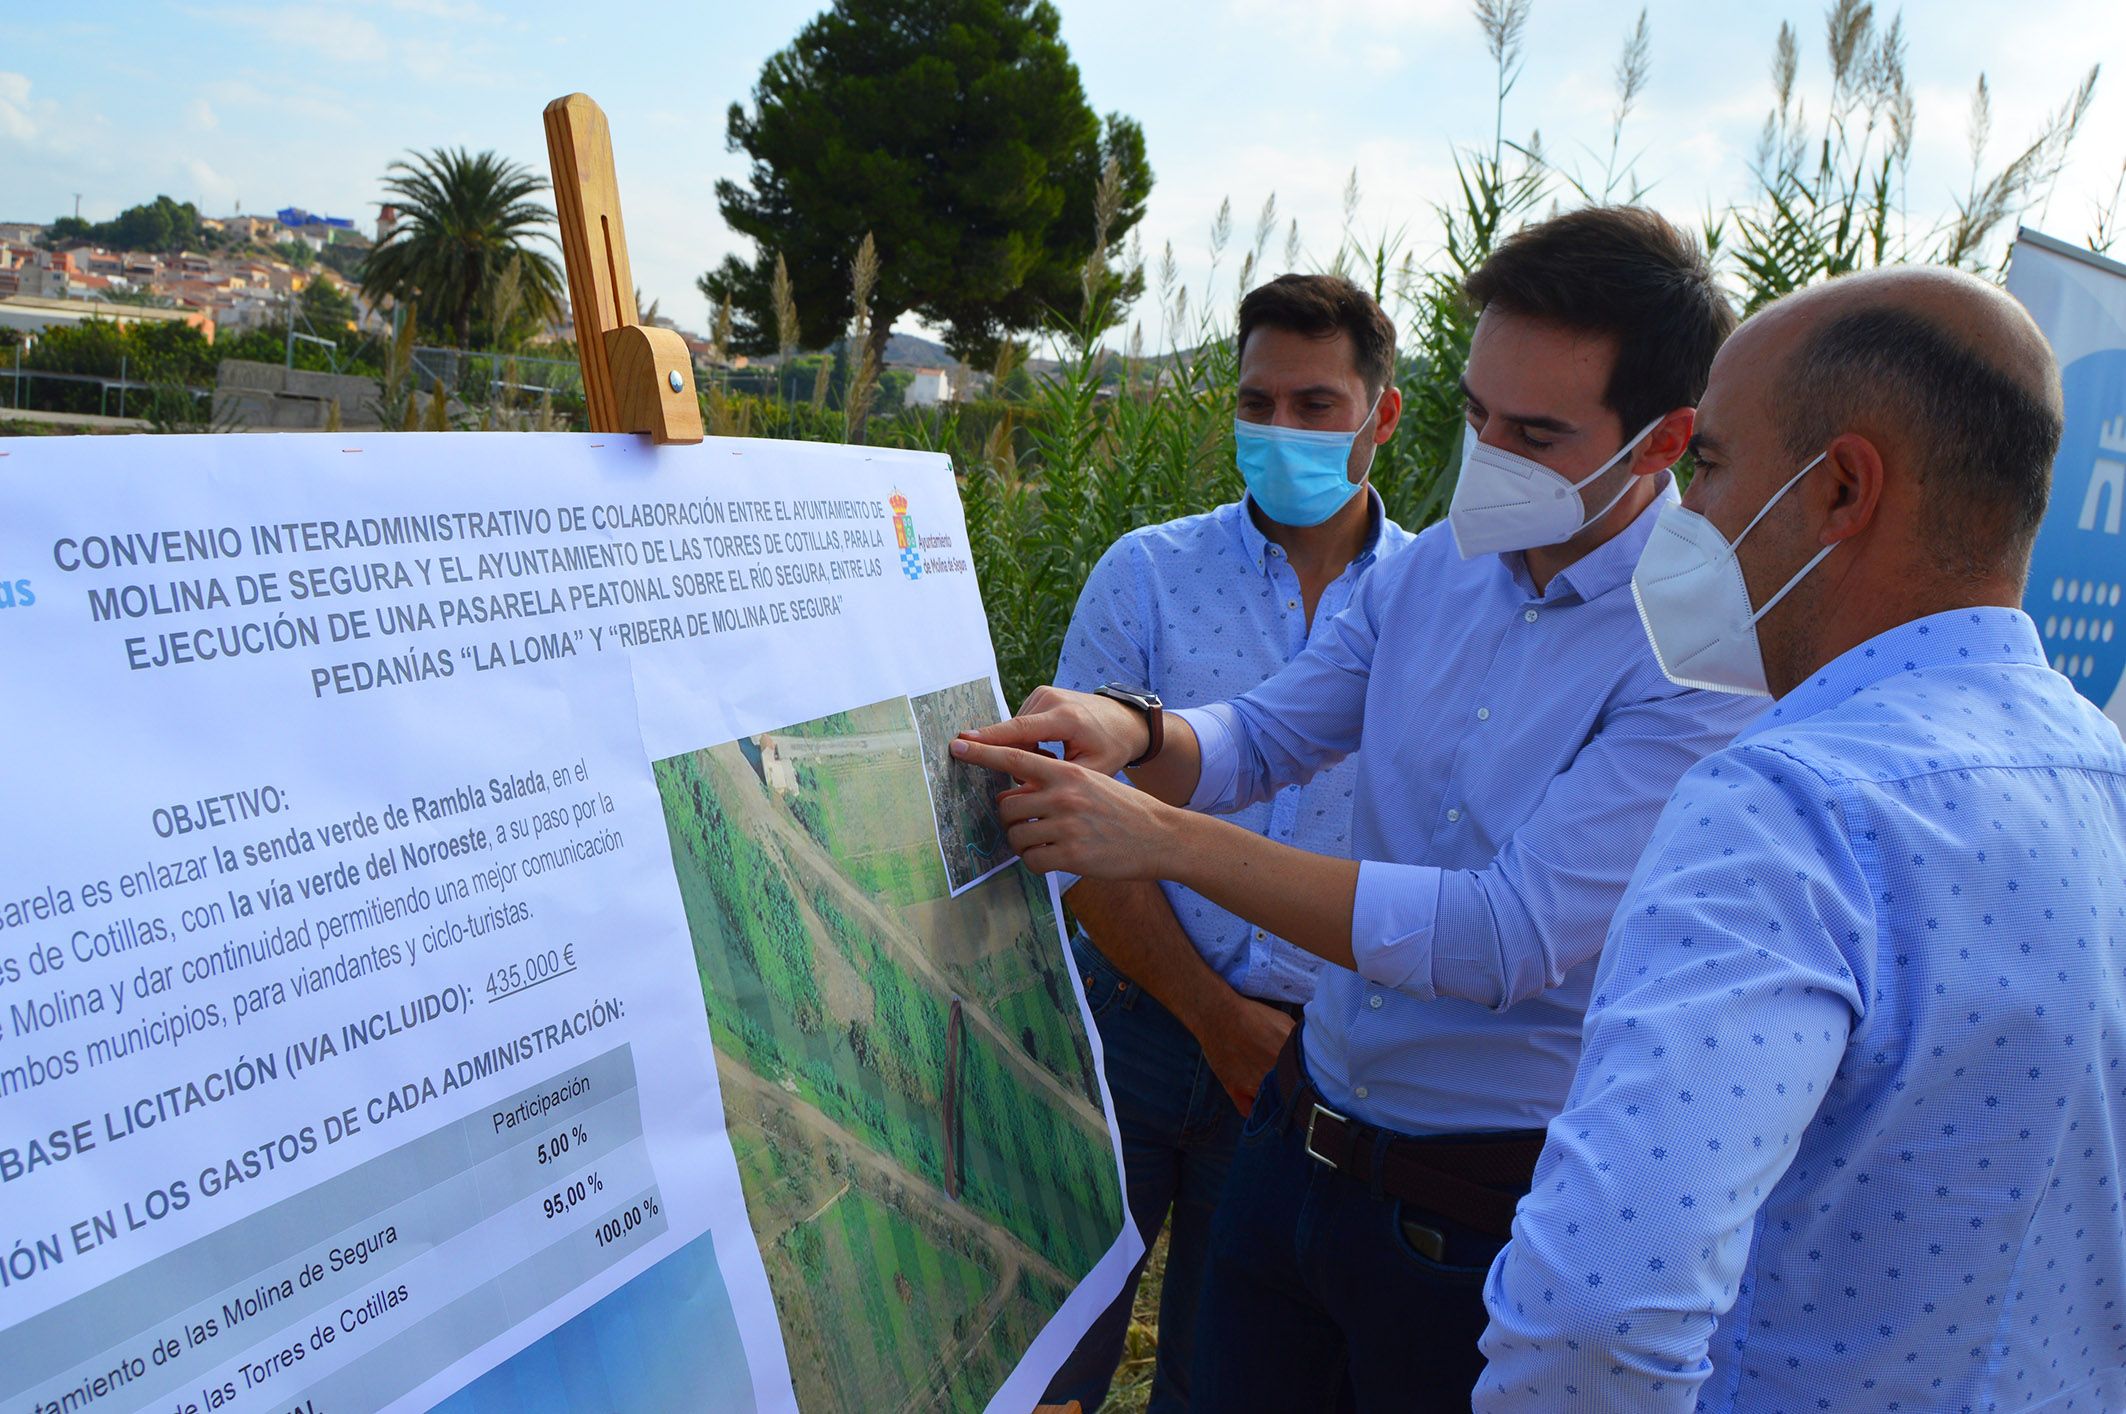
left=361, top=148, right=564, bottom=350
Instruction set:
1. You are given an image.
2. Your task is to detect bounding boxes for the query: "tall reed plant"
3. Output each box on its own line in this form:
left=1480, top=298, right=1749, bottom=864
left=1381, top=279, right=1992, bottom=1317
left=1723, top=1, right=2098, bottom=309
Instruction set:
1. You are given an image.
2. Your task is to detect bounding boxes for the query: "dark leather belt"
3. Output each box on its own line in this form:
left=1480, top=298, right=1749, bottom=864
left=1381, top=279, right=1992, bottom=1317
left=1274, top=1032, right=1543, bottom=1238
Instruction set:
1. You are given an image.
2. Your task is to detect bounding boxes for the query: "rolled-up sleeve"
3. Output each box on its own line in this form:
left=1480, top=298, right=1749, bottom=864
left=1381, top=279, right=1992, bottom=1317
left=1474, top=746, right=1871, bottom=1411
left=1175, top=702, right=1243, bottom=812
left=1350, top=687, right=1763, bottom=1008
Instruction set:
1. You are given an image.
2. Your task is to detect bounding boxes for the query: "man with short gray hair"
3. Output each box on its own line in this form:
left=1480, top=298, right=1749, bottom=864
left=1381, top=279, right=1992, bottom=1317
left=1475, top=265, right=2126, bottom=1411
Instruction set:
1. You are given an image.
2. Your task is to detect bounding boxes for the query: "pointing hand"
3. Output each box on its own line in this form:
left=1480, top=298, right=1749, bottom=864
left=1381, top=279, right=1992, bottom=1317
left=954, top=685, right=1149, bottom=778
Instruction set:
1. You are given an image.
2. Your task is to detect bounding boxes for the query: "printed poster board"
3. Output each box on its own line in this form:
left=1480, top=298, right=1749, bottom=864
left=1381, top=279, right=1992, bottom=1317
left=0, top=432, right=1138, bottom=1413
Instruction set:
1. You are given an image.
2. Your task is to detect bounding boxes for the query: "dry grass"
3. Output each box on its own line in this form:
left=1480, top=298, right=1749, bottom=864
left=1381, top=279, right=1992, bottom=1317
left=1098, top=1230, right=1167, bottom=1414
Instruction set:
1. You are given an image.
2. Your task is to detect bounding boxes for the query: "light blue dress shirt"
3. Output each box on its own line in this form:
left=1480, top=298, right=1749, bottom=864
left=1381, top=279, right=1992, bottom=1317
left=1055, top=492, right=1413, bottom=1004
left=1477, top=607, right=2126, bottom=1412
left=1178, top=481, right=1766, bottom=1133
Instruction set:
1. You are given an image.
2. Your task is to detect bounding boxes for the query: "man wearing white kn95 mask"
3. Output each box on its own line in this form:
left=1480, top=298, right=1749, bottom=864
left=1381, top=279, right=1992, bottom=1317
left=951, top=207, right=1766, bottom=1410
left=1477, top=265, right=2126, bottom=1414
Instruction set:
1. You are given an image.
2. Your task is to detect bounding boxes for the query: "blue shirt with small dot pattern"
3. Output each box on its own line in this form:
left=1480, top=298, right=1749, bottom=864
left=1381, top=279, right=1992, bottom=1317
left=1053, top=492, right=1413, bottom=1003
left=1478, top=605, right=2126, bottom=1412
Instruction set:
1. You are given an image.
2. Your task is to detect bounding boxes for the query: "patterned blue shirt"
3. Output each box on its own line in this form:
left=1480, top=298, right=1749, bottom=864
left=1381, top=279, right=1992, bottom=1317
left=1477, top=607, right=2126, bottom=1412
left=1179, top=482, right=1766, bottom=1132
left=1054, top=492, right=1413, bottom=1004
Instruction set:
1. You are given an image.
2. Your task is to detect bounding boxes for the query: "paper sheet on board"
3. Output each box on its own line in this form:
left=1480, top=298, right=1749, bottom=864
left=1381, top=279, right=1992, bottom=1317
left=0, top=432, right=1139, bottom=1414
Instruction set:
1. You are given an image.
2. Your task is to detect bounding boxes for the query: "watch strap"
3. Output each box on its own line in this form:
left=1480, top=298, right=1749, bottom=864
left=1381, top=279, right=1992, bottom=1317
left=1095, top=683, right=1163, bottom=767
left=1129, top=703, right=1164, bottom=768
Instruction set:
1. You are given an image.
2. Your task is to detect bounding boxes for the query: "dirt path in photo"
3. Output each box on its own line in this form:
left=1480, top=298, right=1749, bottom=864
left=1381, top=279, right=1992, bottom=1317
left=720, top=1061, right=1072, bottom=1292
left=715, top=740, right=1105, bottom=1132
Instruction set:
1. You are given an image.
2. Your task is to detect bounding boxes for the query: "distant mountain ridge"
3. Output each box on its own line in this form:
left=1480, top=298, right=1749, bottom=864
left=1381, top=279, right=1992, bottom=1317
left=881, top=329, right=1069, bottom=378
left=882, top=330, right=958, bottom=368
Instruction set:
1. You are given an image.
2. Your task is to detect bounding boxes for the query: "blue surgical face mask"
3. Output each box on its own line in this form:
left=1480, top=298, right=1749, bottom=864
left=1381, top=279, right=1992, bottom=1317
left=1234, top=389, right=1385, bottom=527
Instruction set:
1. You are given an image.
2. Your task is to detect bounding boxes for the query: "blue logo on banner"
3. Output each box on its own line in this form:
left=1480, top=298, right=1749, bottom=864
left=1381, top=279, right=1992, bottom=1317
left=2028, top=347, right=2126, bottom=708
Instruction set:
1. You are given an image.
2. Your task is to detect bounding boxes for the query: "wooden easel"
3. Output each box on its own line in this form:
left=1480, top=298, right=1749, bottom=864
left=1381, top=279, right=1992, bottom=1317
left=543, top=93, right=703, bottom=443
left=548, top=94, right=1081, bottom=1414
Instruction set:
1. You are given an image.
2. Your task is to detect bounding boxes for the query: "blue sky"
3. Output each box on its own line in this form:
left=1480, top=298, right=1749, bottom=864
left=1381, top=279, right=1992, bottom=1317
left=5, top=1, right=2122, bottom=346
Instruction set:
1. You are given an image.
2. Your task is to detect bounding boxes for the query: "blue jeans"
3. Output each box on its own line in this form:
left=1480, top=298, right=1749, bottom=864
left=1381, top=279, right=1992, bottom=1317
left=1043, top=934, right=1248, bottom=1414
left=1189, top=1054, right=1511, bottom=1413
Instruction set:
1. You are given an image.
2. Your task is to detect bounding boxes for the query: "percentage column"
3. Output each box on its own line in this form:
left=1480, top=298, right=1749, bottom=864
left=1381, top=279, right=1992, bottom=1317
left=592, top=1191, right=663, bottom=1250
left=540, top=1169, right=607, bottom=1221
left=535, top=1121, right=591, bottom=1167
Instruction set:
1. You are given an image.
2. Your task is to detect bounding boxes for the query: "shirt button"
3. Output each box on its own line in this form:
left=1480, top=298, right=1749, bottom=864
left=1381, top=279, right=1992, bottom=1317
left=1255, top=929, right=1267, bottom=940
left=1286, top=599, right=1298, bottom=610
left=1524, top=608, right=1539, bottom=623
left=1475, top=707, right=1490, bottom=721
left=1355, top=1085, right=1370, bottom=1099
left=1446, top=808, right=1462, bottom=822
left=1369, top=994, right=1383, bottom=1009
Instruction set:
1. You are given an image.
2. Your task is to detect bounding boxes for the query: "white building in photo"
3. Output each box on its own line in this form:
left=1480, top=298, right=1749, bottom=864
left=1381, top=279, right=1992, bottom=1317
left=905, top=366, right=951, bottom=407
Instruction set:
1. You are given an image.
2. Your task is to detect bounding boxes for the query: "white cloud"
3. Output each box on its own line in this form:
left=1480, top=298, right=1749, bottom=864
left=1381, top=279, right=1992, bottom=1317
left=188, top=5, right=388, bottom=64
left=1225, top=0, right=1461, bottom=29
left=381, top=0, right=500, bottom=19
left=183, top=157, right=239, bottom=206
left=201, top=76, right=357, bottom=126
left=186, top=97, right=218, bottom=130
left=184, top=0, right=512, bottom=88
left=1220, top=0, right=1458, bottom=70
left=0, top=71, right=41, bottom=143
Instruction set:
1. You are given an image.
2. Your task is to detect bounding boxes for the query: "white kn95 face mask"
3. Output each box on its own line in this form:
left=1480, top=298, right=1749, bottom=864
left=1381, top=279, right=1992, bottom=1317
left=1630, top=451, right=1837, bottom=697
left=1448, top=416, right=1661, bottom=559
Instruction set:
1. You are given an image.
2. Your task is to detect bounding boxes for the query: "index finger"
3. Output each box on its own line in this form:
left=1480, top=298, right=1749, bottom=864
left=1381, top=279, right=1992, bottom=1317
left=950, top=736, right=1064, bottom=784
left=957, top=709, right=1073, bottom=753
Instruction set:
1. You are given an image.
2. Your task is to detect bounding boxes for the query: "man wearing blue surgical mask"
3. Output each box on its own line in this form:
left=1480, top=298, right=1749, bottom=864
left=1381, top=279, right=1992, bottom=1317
left=961, top=209, right=1768, bottom=1410
left=1041, top=274, right=1417, bottom=1414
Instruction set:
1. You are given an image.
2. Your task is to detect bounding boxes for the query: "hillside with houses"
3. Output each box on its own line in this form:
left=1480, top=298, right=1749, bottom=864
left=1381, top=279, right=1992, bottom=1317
left=0, top=195, right=992, bottom=436
left=0, top=205, right=387, bottom=345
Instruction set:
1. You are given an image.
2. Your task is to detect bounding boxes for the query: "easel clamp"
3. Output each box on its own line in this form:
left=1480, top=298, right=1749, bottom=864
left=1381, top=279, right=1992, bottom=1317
left=543, top=93, right=704, bottom=444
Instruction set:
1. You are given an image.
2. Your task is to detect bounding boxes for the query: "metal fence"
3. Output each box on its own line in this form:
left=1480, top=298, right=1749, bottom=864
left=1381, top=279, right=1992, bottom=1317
left=410, top=346, right=586, bottom=404
left=1, top=347, right=211, bottom=421
left=3, top=336, right=804, bottom=428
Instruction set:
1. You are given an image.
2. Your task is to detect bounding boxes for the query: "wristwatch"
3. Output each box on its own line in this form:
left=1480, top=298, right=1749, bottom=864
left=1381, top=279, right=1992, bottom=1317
left=1094, top=683, right=1164, bottom=767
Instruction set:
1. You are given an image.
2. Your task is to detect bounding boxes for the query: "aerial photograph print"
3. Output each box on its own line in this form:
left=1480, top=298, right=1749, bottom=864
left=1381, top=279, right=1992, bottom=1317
left=909, top=677, right=1022, bottom=897
left=651, top=693, right=1123, bottom=1413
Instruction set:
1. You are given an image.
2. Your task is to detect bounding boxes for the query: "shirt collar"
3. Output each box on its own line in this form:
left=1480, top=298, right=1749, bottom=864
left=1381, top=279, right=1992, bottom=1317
left=1232, top=486, right=1386, bottom=579
left=1739, top=605, right=2050, bottom=741
left=1502, top=473, right=1678, bottom=605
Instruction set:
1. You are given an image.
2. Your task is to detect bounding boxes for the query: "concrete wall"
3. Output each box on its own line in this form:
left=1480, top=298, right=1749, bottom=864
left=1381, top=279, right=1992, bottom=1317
left=214, top=358, right=385, bottom=430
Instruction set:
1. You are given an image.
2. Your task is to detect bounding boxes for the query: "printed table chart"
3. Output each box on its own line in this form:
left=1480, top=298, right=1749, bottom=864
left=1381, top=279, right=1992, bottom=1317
left=1, top=1044, right=666, bottom=1414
